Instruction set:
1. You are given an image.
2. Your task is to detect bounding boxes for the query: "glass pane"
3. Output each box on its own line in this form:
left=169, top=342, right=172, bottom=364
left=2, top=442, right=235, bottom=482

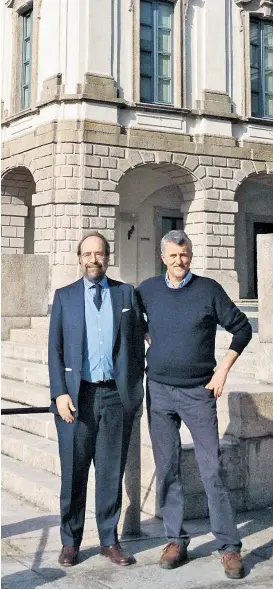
left=24, top=39, right=31, bottom=62
left=140, top=51, right=153, bottom=76
left=140, top=1, right=152, bottom=25
left=264, top=22, right=273, bottom=48
left=158, top=53, right=171, bottom=77
left=140, top=25, right=153, bottom=52
left=158, top=78, right=171, bottom=103
left=25, top=13, right=32, bottom=38
left=251, top=92, right=260, bottom=117
left=265, top=48, right=273, bottom=70
left=251, top=67, right=259, bottom=92
left=158, top=3, right=172, bottom=28
left=265, top=72, right=273, bottom=93
left=250, top=20, right=259, bottom=43
left=140, top=76, right=153, bottom=102
left=250, top=43, right=259, bottom=67
left=265, top=94, right=273, bottom=116
left=23, top=87, right=29, bottom=108
left=158, top=29, right=171, bottom=53
left=24, top=63, right=30, bottom=85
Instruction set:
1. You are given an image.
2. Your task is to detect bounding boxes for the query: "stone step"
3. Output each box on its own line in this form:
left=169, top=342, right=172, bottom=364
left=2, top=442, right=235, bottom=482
left=1, top=358, right=49, bottom=387
left=1, top=423, right=61, bottom=477
left=31, top=316, right=50, bottom=330
left=1, top=341, right=48, bottom=364
left=1, top=400, right=56, bottom=440
left=215, top=330, right=258, bottom=353
left=9, top=329, right=48, bottom=346
left=216, top=351, right=255, bottom=375
left=1, top=454, right=60, bottom=513
left=1, top=378, right=50, bottom=406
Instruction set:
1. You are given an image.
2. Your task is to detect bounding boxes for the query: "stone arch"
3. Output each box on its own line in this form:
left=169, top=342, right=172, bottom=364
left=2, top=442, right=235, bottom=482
left=115, top=150, right=206, bottom=284
left=1, top=166, right=36, bottom=254
left=234, top=164, right=273, bottom=298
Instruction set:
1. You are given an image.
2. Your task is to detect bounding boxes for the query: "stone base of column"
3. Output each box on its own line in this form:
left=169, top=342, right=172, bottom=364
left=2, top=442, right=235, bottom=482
left=255, top=342, right=273, bottom=384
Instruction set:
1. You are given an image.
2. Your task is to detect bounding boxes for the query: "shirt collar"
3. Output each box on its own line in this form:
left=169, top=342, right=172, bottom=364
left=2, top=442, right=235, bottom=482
left=83, top=275, right=109, bottom=290
left=165, top=270, right=193, bottom=289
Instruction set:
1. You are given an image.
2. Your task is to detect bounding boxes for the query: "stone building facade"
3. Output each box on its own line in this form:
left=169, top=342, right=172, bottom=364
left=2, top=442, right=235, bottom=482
left=1, top=0, right=273, bottom=302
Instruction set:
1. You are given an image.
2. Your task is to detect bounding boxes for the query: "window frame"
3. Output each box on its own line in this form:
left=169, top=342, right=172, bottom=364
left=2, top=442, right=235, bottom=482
left=140, top=0, right=174, bottom=105
left=21, top=8, right=33, bottom=110
left=250, top=16, right=273, bottom=119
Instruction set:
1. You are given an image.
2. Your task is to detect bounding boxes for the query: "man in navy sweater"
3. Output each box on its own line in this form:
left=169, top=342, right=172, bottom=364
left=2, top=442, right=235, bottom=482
left=137, top=230, right=252, bottom=580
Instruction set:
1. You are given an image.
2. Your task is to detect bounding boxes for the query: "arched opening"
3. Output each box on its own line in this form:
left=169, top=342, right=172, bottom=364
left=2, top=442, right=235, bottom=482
left=116, top=162, right=203, bottom=285
left=235, top=172, right=273, bottom=299
left=1, top=167, right=36, bottom=254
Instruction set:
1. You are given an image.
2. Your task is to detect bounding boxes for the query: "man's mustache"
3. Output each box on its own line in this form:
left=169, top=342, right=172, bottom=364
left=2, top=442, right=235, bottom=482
left=86, top=263, right=102, bottom=269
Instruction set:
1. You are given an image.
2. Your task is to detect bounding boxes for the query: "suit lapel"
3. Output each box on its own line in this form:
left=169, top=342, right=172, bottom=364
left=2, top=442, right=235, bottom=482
left=69, top=278, right=85, bottom=348
left=108, top=279, right=123, bottom=349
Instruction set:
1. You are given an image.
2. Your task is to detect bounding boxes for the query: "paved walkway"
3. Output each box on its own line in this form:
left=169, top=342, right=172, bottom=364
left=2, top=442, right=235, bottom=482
left=1, top=490, right=273, bottom=589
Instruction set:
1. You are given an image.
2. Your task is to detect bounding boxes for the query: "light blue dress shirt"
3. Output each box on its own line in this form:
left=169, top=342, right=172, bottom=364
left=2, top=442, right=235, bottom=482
left=81, top=275, right=114, bottom=383
left=165, top=270, right=193, bottom=289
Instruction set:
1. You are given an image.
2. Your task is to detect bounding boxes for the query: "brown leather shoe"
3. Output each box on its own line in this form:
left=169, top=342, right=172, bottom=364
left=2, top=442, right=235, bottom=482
left=221, top=551, right=245, bottom=579
left=58, top=546, right=79, bottom=567
left=100, top=543, right=136, bottom=566
left=159, top=542, right=188, bottom=569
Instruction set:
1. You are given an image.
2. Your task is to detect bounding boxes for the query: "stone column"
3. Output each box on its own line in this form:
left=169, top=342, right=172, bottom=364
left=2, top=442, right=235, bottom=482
left=255, top=234, right=273, bottom=383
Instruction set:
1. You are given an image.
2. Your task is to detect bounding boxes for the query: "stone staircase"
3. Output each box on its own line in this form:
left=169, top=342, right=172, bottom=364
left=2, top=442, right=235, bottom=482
left=2, top=307, right=269, bottom=520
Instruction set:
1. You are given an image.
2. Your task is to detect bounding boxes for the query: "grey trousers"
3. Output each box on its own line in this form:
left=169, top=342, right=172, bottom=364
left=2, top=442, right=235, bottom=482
left=147, top=378, right=242, bottom=553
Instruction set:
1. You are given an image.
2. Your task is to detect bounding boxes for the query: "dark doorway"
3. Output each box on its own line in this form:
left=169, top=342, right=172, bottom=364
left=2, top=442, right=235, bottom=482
left=161, top=216, right=183, bottom=273
left=253, top=222, right=273, bottom=297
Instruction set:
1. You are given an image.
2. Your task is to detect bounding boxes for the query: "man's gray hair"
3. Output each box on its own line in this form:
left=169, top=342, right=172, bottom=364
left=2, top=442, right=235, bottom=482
left=161, top=230, right=193, bottom=254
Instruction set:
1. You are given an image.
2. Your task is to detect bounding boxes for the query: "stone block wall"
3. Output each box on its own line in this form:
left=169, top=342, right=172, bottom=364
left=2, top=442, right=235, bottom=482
left=1, top=168, right=34, bottom=254
left=2, top=121, right=273, bottom=299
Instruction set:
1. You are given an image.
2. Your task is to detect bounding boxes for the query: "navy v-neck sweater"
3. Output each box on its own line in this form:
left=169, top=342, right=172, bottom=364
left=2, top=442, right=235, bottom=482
left=137, top=274, right=252, bottom=388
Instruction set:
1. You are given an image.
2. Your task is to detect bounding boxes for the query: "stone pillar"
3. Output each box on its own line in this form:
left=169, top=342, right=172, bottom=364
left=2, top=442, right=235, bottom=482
left=255, top=234, right=273, bottom=383
left=182, top=197, right=239, bottom=300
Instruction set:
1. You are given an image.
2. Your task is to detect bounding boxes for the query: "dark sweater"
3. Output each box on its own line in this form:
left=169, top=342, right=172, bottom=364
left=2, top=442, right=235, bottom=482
left=137, top=274, right=252, bottom=388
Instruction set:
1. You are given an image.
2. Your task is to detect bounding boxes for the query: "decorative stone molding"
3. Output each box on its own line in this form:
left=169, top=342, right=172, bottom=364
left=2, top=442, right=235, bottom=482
left=195, top=90, right=233, bottom=116
left=235, top=0, right=273, bottom=15
left=260, top=0, right=273, bottom=16
left=78, top=73, right=118, bottom=101
left=40, top=74, right=62, bottom=103
left=235, top=0, right=252, bottom=5
left=183, top=0, right=189, bottom=19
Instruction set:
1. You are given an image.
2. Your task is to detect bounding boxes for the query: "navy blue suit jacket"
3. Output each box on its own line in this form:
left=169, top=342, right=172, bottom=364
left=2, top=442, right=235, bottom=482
left=48, top=277, right=145, bottom=417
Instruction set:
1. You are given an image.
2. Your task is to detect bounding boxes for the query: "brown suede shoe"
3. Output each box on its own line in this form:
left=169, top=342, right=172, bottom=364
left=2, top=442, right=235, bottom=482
left=221, top=551, right=245, bottom=579
left=159, top=542, right=188, bottom=569
left=100, top=543, right=136, bottom=566
left=58, top=546, right=79, bottom=567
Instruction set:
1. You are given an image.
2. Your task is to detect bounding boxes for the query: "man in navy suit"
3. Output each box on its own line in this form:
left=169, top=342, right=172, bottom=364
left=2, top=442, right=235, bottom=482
left=48, top=231, right=144, bottom=567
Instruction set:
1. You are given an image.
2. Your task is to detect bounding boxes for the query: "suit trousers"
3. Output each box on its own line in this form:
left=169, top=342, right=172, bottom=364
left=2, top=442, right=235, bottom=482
left=147, top=378, right=242, bottom=553
left=55, top=380, right=133, bottom=548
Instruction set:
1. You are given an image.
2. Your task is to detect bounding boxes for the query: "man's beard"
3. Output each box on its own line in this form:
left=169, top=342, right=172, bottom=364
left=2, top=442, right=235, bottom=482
left=84, top=264, right=105, bottom=281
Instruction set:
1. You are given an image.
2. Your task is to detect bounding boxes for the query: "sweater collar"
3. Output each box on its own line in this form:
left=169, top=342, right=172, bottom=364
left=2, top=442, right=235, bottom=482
left=165, top=270, right=193, bottom=289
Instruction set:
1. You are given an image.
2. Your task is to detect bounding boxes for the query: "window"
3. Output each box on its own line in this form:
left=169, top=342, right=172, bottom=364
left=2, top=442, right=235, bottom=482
left=140, top=1, right=173, bottom=104
left=21, top=9, right=33, bottom=109
left=250, top=18, right=273, bottom=118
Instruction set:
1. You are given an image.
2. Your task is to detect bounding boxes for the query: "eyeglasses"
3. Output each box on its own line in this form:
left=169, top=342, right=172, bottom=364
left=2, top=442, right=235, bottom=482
left=81, top=251, right=105, bottom=260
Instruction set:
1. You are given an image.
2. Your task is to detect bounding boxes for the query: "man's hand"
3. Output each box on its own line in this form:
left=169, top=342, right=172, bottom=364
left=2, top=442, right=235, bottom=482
left=145, top=333, right=151, bottom=346
left=56, top=394, right=76, bottom=423
left=205, top=368, right=228, bottom=399
left=205, top=349, right=239, bottom=399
